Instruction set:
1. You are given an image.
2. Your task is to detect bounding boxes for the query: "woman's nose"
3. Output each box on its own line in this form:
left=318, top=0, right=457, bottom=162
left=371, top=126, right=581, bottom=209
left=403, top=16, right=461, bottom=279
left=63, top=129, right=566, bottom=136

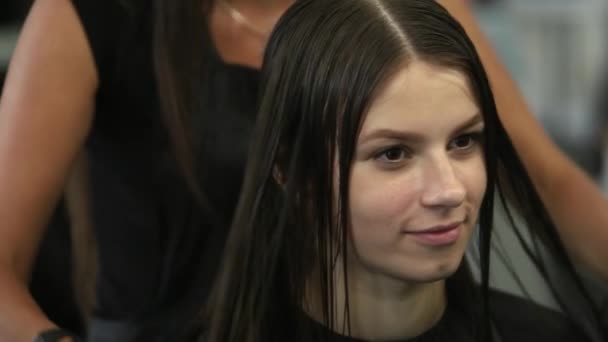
left=420, top=156, right=466, bottom=209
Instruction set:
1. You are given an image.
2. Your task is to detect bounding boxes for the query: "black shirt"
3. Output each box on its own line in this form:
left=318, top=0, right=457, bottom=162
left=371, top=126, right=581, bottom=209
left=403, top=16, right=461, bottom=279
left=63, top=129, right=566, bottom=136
left=296, top=288, right=589, bottom=342
left=71, top=0, right=259, bottom=322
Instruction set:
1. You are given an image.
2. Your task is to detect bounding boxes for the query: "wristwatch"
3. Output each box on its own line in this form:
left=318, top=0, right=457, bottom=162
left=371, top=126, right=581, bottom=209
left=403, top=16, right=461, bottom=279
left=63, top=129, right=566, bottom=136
left=33, top=328, right=76, bottom=342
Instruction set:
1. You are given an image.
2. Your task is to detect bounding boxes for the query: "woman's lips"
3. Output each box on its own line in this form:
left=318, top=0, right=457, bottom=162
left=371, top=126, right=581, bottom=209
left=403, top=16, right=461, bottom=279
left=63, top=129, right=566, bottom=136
left=404, top=222, right=462, bottom=246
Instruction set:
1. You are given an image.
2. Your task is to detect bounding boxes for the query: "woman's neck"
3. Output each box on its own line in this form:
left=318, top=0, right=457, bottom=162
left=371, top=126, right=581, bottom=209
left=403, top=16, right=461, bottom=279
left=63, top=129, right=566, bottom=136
left=305, top=265, right=447, bottom=340
left=209, top=0, right=293, bottom=69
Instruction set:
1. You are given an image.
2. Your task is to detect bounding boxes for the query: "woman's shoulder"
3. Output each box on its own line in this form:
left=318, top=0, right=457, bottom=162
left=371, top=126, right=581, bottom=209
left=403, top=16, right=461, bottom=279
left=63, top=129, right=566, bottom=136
left=69, top=0, right=149, bottom=74
left=70, top=0, right=144, bottom=25
left=488, top=288, right=591, bottom=342
left=69, top=0, right=136, bottom=40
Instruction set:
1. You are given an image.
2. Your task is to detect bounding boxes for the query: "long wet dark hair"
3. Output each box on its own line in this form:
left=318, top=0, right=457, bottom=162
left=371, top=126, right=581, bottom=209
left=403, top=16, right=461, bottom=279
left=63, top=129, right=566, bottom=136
left=206, top=0, right=605, bottom=341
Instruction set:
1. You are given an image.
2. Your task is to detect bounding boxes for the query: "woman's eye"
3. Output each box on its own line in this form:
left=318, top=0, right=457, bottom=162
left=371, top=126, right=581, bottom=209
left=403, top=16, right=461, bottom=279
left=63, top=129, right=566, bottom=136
left=449, top=133, right=482, bottom=151
left=376, top=146, right=410, bottom=162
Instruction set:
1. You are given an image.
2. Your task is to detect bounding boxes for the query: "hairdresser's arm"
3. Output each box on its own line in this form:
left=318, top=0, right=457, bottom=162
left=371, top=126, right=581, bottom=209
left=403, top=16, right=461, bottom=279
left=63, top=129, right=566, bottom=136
left=438, top=0, right=608, bottom=282
left=0, top=0, right=97, bottom=340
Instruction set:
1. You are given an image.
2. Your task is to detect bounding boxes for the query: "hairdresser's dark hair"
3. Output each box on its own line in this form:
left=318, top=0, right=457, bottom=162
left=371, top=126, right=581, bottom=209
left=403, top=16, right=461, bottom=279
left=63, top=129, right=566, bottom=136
left=206, top=1, right=604, bottom=341
left=153, top=0, right=213, bottom=202
left=71, top=0, right=217, bottom=337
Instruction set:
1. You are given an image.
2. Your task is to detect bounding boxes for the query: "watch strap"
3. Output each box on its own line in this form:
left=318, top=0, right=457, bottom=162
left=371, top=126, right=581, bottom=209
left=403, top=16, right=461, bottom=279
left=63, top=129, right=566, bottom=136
left=33, top=328, right=75, bottom=342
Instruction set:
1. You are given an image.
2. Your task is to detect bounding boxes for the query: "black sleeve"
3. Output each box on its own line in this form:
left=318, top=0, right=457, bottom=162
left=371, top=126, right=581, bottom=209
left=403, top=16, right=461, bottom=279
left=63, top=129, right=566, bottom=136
left=69, top=0, right=128, bottom=78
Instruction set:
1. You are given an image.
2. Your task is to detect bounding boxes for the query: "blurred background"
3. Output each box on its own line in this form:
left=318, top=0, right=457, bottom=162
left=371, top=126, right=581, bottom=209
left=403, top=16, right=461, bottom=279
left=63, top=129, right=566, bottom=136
left=472, top=0, right=608, bottom=191
left=0, top=0, right=28, bottom=88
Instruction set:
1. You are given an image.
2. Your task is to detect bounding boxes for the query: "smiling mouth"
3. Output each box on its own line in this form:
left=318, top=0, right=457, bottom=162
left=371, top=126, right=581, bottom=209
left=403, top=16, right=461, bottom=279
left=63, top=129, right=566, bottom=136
left=404, top=222, right=462, bottom=246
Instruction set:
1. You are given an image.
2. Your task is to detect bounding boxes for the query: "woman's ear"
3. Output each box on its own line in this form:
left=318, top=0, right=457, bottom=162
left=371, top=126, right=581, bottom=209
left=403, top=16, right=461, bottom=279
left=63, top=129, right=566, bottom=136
left=273, top=145, right=288, bottom=188
left=273, top=164, right=287, bottom=189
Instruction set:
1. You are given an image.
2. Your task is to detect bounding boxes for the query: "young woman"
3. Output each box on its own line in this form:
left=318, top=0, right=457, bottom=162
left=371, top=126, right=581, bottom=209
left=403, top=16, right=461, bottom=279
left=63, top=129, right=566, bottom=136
left=207, top=1, right=606, bottom=341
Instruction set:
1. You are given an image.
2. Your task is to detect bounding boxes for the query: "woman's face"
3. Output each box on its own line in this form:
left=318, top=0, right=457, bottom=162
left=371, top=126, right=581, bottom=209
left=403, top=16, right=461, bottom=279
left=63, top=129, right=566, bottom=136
left=346, top=61, right=486, bottom=286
